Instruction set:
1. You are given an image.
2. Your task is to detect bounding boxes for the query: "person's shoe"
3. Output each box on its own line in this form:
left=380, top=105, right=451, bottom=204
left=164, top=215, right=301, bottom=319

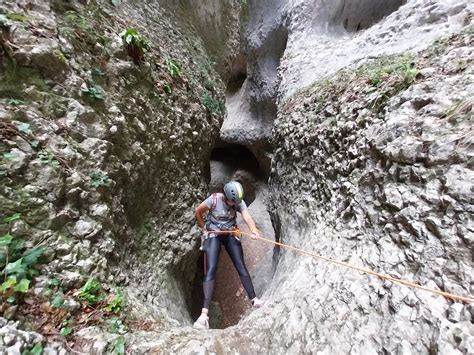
left=251, top=297, right=264, bottom=308
left=193, top=313, right=209, bottom=329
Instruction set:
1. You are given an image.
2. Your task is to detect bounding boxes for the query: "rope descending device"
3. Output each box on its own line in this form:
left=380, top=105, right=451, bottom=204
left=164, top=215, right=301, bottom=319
left=204, top=229, right=473, bottom=304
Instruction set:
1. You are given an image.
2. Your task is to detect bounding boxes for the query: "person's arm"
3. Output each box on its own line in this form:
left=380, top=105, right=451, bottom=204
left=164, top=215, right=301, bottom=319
left=195, top=202, right=209, bottom=231
left=241, top=209, right=260, bottom=239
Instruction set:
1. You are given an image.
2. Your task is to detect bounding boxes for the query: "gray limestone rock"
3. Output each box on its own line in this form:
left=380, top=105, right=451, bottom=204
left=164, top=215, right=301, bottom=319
left=1, top=0, right=473, bottom=354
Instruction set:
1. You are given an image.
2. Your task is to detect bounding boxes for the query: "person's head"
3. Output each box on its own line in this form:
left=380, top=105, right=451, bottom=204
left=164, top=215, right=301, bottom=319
left=223, top=181, right=244, bottom=205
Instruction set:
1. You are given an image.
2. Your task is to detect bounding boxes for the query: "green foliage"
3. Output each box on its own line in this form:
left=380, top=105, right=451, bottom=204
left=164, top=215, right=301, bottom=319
left=89, top=170, right=111, bottom=188
left=120, top=28, right=149, bottom=65
left=81, top=85, right=104, bottom=100
left=2, top=247, right=44, bottom=279
left=78, top=278, right=105, bottom=305
left=49, top=277, right=61, bottom=287
left=0, top=214, right=45, bottom=301
left=23, top=343, right=43, bottom=355
left=108, top=317, right=128, bottom=334
left=5, top=13, right=29, bottom=22
left=62, top=11, right=91, bottom=36
left=30, top=140, right=39, bottom=150
left=60, top=10, right=108, bottom=54
left=166, top=59, right=181, bottom=77
left=2, top=152, right=16, bottom=161
left=60, top=319, right=73, bottom=336
left=201, top=94, right=224, bottom=114
left=0, top=276, right=17, bottom=292
left=51, top=292, right=65, bottom=308
left=163, top=82, right=172, bottom=95
left=240, top=0, right=249, bottom=22
left=313, top=96, right=325, bottom=114
left=203, top=79, right=214, bottom=92
left=38, top=150, right=60, bottom=168
left=120, top=28, right=149, bottom=50
left=114, top=335, right=125, bottom=355
left=22, top=247, right=44, bottom=266
left=14, top=278, right=30, bottom=292
left=196, top=60, right=215, bottom=92
left=42, top=277, right=61, bottom=297
left=4, top=213, right=21, bottom=223
left=0, top=234, right=24, bottom=267
left=0, top=233, right=13, bottom=245
left=6, top=98, right=25, bottom=106
left=106, top=288, right=125, bottom=314
left=0, top=14, right=10, bottom=27
left=15, top=122, right=33, bottom=135
left=399, top=62, right=419, bottom=86
left=355, top=55, right=420, bottom=112
left=53, top=49, right=67, bottom=64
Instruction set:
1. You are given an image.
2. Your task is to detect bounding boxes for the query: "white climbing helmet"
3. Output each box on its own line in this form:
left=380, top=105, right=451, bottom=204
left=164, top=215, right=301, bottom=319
left=223, top=181, right=244, bottom=204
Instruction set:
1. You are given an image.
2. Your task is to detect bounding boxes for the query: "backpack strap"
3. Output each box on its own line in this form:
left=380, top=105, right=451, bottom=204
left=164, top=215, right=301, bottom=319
left=211, top=193, right=218, bottom=211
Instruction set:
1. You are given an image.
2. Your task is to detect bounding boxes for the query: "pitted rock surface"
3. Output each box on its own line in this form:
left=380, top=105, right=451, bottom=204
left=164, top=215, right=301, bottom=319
left=0, top=0, right=228, bottom=338
left=0, top=0, right=473, bottom=354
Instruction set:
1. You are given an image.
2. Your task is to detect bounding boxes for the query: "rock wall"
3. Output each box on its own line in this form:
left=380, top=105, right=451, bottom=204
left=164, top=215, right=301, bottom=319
left=130, top=24, right=474, bottom=355
left=1, top=0, right=473, bottom=353
left=278, top=0, right=473, bottom=101
left=160, top=0, right=241, bottom=82
left=0, top=0, right=233, bottom=344
left=267, top=29, right=474, bottom=354
left=222, top=0, right=472, bottom=177
left=116, top=1, right=473, bottom=353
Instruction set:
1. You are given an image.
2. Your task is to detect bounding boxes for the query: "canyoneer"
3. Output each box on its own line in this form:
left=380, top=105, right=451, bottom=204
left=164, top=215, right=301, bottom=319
left=193, top=180, right=264, bottom=329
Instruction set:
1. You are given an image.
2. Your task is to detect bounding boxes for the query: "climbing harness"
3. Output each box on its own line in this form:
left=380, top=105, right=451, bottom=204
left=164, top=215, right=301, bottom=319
left=200, top=227, right=241, bottom=278
left=206, top=193, right=238, bottom=232
left=200, top=192, right=240, bottom=252
left=210, top=192, right=219, bottom=210
left=204, top=229, right=473, bottom=304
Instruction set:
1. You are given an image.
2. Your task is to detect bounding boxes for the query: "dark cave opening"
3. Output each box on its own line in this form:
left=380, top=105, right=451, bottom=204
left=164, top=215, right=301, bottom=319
left=209, top=142, right=264, bottom=205
left=187, top=142, right=268, bottom=328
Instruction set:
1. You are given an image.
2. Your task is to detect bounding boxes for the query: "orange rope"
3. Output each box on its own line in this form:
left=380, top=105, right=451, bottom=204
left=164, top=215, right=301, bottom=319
left=206, top=229, right=473, bottom=304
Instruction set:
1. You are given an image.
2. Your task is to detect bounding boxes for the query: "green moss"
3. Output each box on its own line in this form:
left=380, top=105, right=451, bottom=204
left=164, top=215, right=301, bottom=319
left=53, top=49, right=67, bottom=64
left=240, top=0, right=249, bottom=22
left=58, top=8, right=110, bottom=57
left=5, top=13, right=29, bottom=22
left=285, top=53, right=420, bottom=115
left=201, top=94, right=224, bottom=114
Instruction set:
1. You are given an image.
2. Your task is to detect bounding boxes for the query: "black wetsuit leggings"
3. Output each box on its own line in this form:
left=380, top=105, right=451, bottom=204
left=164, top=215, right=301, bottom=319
left=202, top=234, right=256, bottom=309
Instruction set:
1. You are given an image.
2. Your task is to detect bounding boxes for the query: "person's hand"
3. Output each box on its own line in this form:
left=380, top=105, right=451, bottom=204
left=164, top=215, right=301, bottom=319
left=251, top=229, right=260, bottom=240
